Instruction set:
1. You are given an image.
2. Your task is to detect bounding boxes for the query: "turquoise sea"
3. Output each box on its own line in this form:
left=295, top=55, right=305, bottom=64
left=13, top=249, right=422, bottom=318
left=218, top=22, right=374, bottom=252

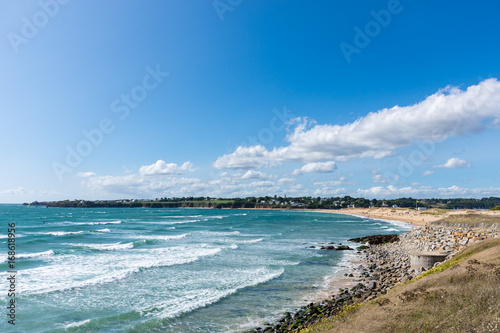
left=0, top=204, right=411, bottom=332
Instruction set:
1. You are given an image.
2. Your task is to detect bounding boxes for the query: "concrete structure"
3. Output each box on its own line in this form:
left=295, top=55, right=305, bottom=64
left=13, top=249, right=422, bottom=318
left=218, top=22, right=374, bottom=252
left=410, top=251, right=449, bottom=270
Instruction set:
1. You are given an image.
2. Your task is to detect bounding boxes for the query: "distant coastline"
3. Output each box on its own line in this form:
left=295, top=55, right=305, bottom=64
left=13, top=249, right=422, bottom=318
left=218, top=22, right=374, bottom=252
left=25, top=199, right=500, bottom=228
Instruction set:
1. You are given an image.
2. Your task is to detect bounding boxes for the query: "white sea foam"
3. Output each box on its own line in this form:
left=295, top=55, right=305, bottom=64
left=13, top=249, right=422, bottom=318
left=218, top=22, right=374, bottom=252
left=163, top=215, right=203, bottom=218
left=69, top=220, right=122, bottom=226
left=15, top=245, right=222, bottom=295
left=202, top=231, right=240, bottom=236
left=203, top=215, right=227, bottom=220
left=135, top=234, right=187, bottom=241
left=44, top=231, right=84, bottom=236
left=238, top=238, right=263, bottom=244
left=73, top=242, right=135, bottom=251
left=18, top=250, right=55, bottom=259
left=1, top=250, right=55, bottom=263
left=141, top=267, right=284, bottom=320
left=153, top=219, right=200, bottom=225
left=96, top=228, right=111, bottom=233
left=63, top=319, right=91, bottom=328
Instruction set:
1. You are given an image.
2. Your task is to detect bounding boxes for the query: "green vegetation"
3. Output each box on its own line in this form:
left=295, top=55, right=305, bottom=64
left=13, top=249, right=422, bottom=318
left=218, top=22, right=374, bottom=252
left=491, top=205, right=500, bottom=211
left=25, top=196, right=500, bottom=210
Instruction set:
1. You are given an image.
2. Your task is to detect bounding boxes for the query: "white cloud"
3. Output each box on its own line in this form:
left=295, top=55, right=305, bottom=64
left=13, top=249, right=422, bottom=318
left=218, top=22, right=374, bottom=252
left=422, top=171, right=434, bottom=176
left=248, top=180, right=275, bottom=187
left=433, top=157, right=471, bottom=169
left=355, top=185, right=500, bottom=198
left=371, top=169, right=399, bottom=184
left=77, top=172, right=96, bottom=178
left=213, top=145, right=284, bottom=169
left=292, top=161, right=337, bottom=175
left=277, top=177, right=296, bottom=186
left=0, top=187, right=29, bottom=195
left=313, top=177, right=353, bottom=187
left=371, top=169, right=389, bottom=184
left=372, top=173, right=389, bottom=184
left=82, top=173, right=208, bottom=197
left=214, top=79, right=500, bottom=169
left=241, top=170, right=272, bottom=180
left=139, top=160, right=196, bottom=176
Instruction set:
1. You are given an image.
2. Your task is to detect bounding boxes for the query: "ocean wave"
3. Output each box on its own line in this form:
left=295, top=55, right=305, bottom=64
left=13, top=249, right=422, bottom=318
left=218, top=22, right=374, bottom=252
left=202, top=215, right=227, bottom=220
left=62, top=319, right=91, bottom=329
left=135, top=234, right=188, bottom=242
left=95, top=228, right=111, bottom=233
left=1, top=250, right=55, bottom=263
left=238, top=238, right=263, bottom=244
left=69, top=220, right=122, bottom=226
left=44, top=231, right=84, bottom=236
left=16, top=246, right=222, bottom=295
left=153, top=219, right=200, bottom=225
left=141, top=267, right=284, bottom=320
left=208, top=231, right=241, bottom=236
left=71, top=242, right=135, bottom=251
left=162, top=215, right=203, bottom=218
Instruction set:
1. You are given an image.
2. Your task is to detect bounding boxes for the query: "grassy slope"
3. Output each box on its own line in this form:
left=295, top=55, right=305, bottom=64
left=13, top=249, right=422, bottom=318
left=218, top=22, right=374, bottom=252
left=300, top=239, right=500, bottom=333
left=432, top=214, right=500, bottom=228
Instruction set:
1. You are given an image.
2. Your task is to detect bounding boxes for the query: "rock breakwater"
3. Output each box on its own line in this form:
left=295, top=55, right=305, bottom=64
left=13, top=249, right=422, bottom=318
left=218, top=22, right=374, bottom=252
left=248, top=225, right=500, bottom=333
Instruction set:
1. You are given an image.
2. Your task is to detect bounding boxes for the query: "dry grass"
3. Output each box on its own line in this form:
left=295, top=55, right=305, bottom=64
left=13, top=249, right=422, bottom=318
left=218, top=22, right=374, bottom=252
left=433, top=214, right=500, bottom=228
left=300, top=239, right=500, bottom=333
left=420, top=208, right=450, bottom=216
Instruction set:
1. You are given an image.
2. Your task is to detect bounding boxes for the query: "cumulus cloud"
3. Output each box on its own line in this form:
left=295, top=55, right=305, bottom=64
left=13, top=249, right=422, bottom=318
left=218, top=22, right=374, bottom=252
left=213, top=145, right=284, bottom=169
left=292, top=161, right=337, bottom=175
left=241, top=170, right=272, bottom=180
left=422, top=171, right=434, bottom=176
left=356, top=185, right=500, bottom=198
left=371, top=169, right=389, bottom=184
left=139, top=160, right=196, bottom=176
left=77, top=172, right=96, bottom=178
left=277, top=177, right=296, bottom=186
left=433, top=157, right=471, bottom=169
left=313, top=177, right=353, bottom=187
left=82, top=174, right=206, bottom=196
left=371, top=169, right=399, bottom=184
left=0, top=187, right=29, bottom=195
left=214, top=79, right=500, bottom=169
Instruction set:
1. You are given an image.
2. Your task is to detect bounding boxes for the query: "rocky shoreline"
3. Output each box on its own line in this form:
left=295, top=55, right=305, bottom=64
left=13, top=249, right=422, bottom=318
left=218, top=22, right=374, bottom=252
left=248, top=225, right=500, bottom=333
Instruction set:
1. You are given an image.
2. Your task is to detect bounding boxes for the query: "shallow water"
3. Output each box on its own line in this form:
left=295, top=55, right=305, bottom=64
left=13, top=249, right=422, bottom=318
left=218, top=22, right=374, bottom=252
left=0, top=205, right=410, bottom=332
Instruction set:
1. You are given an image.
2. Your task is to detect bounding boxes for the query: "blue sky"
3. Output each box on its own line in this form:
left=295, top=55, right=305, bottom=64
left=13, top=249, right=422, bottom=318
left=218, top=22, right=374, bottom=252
left=1, top=0, right=500, bottom=203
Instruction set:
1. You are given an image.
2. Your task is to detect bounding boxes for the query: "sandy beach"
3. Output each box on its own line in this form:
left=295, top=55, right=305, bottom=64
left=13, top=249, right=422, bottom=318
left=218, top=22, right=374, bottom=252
left=308, top=207, right=500, bottom=226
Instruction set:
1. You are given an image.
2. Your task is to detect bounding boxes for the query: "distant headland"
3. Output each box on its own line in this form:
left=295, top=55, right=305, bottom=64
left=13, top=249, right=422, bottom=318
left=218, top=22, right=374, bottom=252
left=24, top=196, right=500, bottom=210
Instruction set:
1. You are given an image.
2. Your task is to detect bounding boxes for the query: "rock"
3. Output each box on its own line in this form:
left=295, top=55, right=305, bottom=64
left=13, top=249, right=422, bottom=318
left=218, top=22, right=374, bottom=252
left=348, top=234, right=400, bottom=245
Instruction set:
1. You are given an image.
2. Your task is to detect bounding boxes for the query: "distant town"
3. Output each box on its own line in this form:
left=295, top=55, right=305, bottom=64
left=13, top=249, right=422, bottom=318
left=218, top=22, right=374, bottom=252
left=25, top=196, right=500, bottom=210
